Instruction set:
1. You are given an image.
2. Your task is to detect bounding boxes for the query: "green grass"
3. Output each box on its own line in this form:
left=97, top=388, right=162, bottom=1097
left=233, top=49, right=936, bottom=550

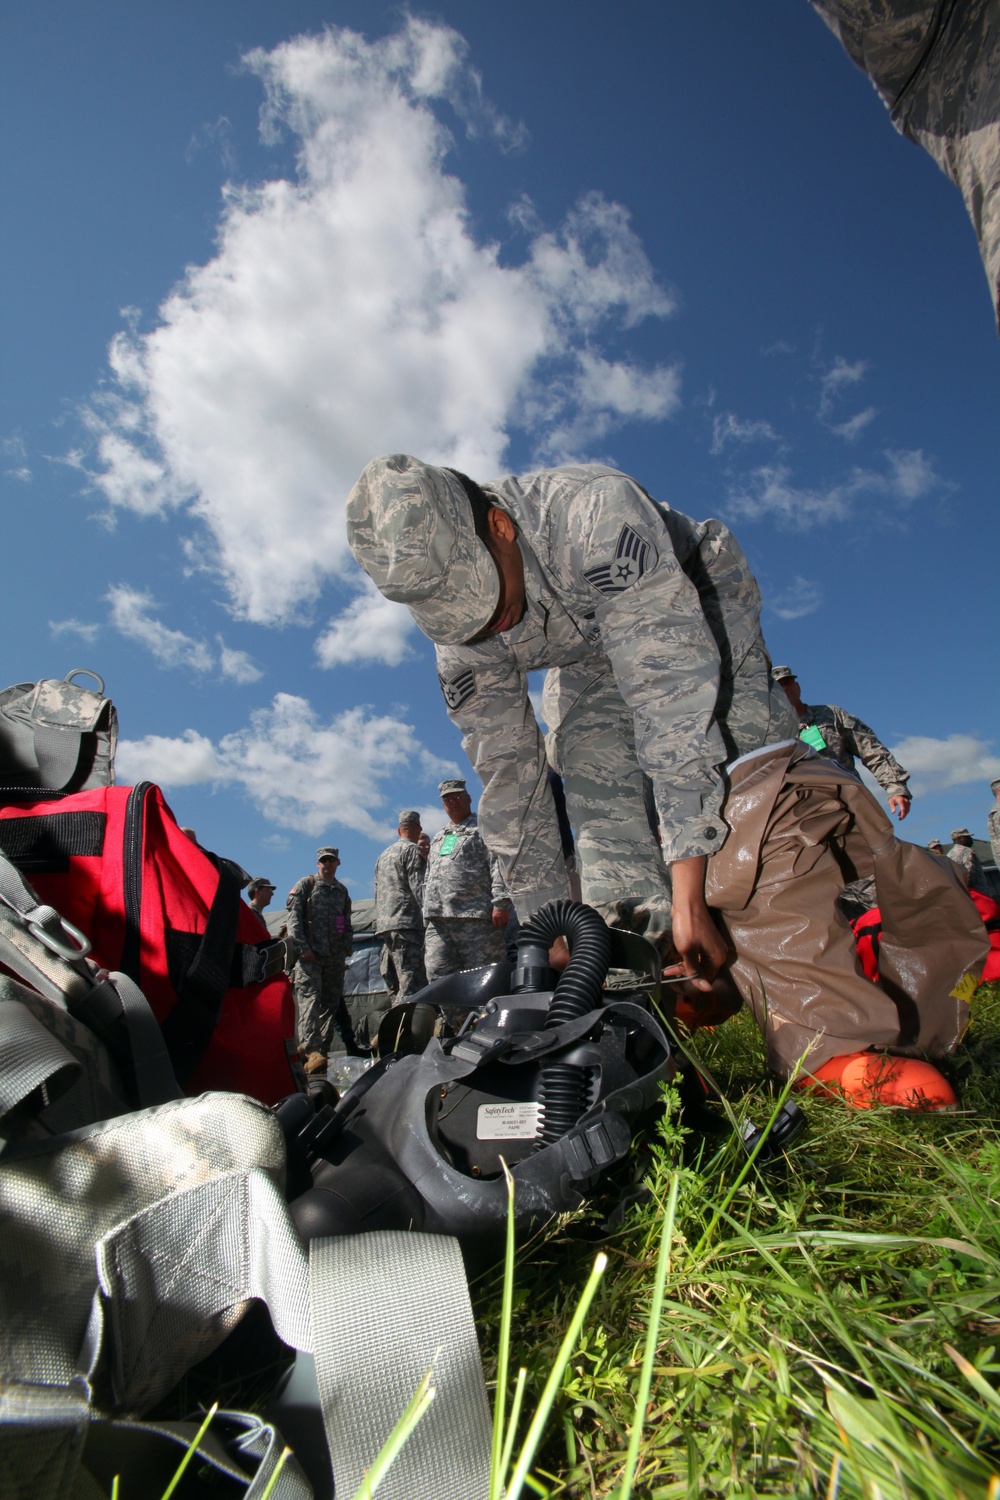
left=475, top=979, right=1000, bottom=1498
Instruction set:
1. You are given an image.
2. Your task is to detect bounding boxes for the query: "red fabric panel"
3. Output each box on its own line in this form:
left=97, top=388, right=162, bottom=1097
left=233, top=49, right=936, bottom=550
left=0, top=785, right=296, bottom=1104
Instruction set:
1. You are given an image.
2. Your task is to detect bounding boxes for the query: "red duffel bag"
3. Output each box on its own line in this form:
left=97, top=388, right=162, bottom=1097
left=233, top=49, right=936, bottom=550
left=0, top=781, right=297, bottom=1104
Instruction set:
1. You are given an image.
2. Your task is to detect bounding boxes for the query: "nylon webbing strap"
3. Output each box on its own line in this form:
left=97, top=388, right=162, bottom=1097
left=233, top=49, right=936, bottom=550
left=309, top=1231, right=491, bottom=1500
left=0, top=812, right=106, bottom=873
left=0, top=995, right=80, bottom=1122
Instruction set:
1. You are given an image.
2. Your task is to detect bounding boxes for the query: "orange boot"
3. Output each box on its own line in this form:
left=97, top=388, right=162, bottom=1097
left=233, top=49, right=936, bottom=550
left=800, top=1051, right=957, bottom=1111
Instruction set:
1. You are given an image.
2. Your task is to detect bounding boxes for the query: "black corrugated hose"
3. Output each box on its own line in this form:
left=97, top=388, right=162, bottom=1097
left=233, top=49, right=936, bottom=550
left=514, top=899, right=612, bottom=1144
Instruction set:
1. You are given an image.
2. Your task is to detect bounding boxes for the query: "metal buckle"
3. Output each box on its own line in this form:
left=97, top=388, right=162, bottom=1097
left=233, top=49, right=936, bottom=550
left=28, top=906, right=91, bottom=962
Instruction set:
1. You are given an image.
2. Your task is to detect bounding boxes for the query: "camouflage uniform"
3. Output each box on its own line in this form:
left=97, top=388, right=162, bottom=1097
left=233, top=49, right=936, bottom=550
left=423, top=814, right=511, bottom=979
left=798, top=702, right=910, bottom=798
left=373, top=837, right=427, bottom=999
left=286, top=874, right=357, bottom=1054
left=989, top=784, right=1000, bottom=871
left=432, top=464, right=797, bottom=921
left=948, top=839, right=989, bottom=896
left=811, top=1, right=1000, bottom=330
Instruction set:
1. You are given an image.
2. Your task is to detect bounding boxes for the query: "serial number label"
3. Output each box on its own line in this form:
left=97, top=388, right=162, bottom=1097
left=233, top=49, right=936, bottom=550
left=476, top=1102, right=540, bottom=1140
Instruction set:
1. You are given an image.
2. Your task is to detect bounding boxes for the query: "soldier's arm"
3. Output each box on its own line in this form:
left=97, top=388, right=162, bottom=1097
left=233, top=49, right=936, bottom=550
left=405, top=842, right=426, bottom=911
left=564, top=476, right=729, bottom=864
left=344, top=888, right=353, bottom=955
left=833, top=705, right=910, bottom=800
left=285, top=882, right=312, bottom=957
left=435, top=643, right=569, bottom=917
left=487, top=843, right=513, bottom=910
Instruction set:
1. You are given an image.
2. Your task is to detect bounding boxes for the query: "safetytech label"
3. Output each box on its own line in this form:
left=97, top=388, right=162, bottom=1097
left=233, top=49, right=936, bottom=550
left=476, top=1102, right=540, bottom=1140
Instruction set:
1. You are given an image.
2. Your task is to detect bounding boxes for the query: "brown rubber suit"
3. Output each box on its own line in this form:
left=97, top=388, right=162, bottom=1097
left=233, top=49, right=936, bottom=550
left=706, top=740, right=987, bottom=1079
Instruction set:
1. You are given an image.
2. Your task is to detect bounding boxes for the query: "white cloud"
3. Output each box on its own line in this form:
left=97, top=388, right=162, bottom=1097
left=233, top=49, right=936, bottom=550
left=710, top=412, right=781, bottom=456
left=830, top=406, right=877, bottom=442
left=3, top=433, right=31, bottom=482
left=49, top=618, right=101, bottom=644
left=105, top=585, right=261, bottom=681
left=769, top=577, right=823, bottom=620
left=81, top=19, right=676, bottom=627
left=217, top=639, right=263, bottom=683
left=116, top=729, right=222, bottom=786
left=887, top=734, right=1000, bottom=793
left=818, top=355, right=867, bottom=417
left=106, top=585, right=214, bottom=671
left=726, top=448, right=943, bottom=529
left=315, top=577, right=416, bottom=668
left=117, top=692, right=460, bottom=841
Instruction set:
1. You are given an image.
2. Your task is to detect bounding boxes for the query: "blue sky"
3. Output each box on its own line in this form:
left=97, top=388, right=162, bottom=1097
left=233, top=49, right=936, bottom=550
left=2, top=1, right=998, bottom=905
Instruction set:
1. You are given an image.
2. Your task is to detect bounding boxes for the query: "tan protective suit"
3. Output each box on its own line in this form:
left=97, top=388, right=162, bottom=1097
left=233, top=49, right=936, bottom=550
left=707, top=741, right=987, bottom=1079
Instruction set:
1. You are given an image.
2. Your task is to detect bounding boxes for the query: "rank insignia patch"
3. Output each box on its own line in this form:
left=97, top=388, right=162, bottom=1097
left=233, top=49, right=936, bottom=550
left=582, top=523, right=653, bottom=595
left=440, top=666, right=476, bottom=712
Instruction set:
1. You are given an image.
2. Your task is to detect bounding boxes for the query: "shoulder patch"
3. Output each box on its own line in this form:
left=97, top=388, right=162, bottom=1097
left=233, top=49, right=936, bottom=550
left=582, top=523, right=653, bottom=596
left=440, top=665, right=476, bottom=712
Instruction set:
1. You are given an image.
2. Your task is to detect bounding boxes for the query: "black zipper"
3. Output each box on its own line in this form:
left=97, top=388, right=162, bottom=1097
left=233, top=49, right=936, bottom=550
left=121, top=781, right=151, bottom=981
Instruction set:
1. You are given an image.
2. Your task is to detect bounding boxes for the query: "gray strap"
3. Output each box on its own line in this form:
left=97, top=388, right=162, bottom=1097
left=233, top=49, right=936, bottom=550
left=32, top=723, right=85, bottom=794
left=93, top=1168, right=491, bottom=1497
left=0, top=997, right=80, bottom=1123
left=105, top=973, right=179, bottom=1107
left=310, top=1231, right=491, bottom=1500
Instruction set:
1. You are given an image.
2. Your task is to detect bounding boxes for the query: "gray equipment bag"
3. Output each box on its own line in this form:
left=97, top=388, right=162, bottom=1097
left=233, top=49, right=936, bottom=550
left=0, top=855, right=492, bottom=1500
left=0, top=670, right=118, bottom=794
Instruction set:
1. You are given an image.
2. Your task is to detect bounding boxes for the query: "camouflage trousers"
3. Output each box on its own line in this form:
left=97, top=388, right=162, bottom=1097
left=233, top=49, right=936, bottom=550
left=543, top=637, right=797, bottom=923
left=292, top=951, right=359, bottom=1056
left=424, top=917, right=506, bottom=982
left=379, top=928, right=428, bottom=1000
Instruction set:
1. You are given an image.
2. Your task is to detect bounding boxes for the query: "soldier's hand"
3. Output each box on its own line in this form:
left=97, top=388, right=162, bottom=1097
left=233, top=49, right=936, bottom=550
left=492, top=907, right=509, bottom=928
left=889, top=795, right=911, bottom=820
left=669, top=856, right=730, bottom=991
left=548, top=936, right=570, bottom=970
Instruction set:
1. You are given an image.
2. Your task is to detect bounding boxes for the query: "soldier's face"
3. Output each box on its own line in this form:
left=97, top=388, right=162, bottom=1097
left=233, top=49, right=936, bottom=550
left=779, top=676, right=803, bottom=712
left=317, top=856, right=339, bottom=880
left=442, top=790, right=472, bottom=822
left=466, top=508, right=526, bottom=641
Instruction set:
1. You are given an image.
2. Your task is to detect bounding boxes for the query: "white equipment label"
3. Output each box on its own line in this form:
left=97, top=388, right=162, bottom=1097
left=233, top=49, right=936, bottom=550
left=476, top=1101, right=540, bottom=1140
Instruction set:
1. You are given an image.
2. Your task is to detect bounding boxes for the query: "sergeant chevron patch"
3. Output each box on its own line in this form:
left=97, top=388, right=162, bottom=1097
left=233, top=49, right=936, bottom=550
left=440, top=665, right=476, bottom=712
left=582, top=523, right=653, bottom=595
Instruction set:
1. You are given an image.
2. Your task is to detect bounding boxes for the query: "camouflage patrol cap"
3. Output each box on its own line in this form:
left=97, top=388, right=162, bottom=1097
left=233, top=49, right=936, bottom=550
left=771, top=665, right=796, bottom=682
left=438, top=778, right=468, bottom=796
left=246, top=877, right=275, bottom=894
left=950, top=828, right=971, bottom=840
left=346, top=454, right=500, bottom=646
left=991, top=778, right=1000, bottom=793
left=927, top=839, right=943, bottom=851
left=317, top=846, right=340, bottom=859
left=398, top=808, right=421, bottom=826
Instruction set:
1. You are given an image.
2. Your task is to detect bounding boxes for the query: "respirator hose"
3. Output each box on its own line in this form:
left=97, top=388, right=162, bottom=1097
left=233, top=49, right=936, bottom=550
left=515, top=899, right=612, bottom=1144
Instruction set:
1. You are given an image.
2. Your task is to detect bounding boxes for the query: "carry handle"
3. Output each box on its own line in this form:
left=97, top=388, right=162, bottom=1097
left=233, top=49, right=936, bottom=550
left=64, top=668, right=106, bottom=696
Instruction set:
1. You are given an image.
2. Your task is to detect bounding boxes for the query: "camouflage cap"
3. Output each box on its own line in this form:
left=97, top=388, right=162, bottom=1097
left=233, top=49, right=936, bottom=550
left=438, top=778, right=468, bottom=796
left=398, top=808, right=421, bottom=826
left=991, top=778, right=1000, bottom=793
left=927, top=839, right=943, bottom=851
left=950, top=828, right=971, bottom=840
left=246, top=877, right=275, bottom=894
left=771, top=664, right=796, bottom=682
left=345, top=454, right=500, bottom=646
left=317, top=846, right=340, bottom=859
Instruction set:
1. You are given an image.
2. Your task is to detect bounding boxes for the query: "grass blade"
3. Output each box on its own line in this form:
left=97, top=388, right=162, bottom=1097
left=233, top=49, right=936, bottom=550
left=350, top=1365, right=436, bottom=1500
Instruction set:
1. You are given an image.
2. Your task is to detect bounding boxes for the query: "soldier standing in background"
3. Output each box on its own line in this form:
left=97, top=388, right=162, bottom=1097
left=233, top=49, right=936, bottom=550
left=287, top=847, right=359, bottom=1071
left=423, top=777, right=511, bottom=979
left=772, top=666, right=911, bottom=819
left=373, top=809, right=428, bottom=999
left=948, top=829, right=990, bottom=896
left=989, top=780, right=1000, bottom=872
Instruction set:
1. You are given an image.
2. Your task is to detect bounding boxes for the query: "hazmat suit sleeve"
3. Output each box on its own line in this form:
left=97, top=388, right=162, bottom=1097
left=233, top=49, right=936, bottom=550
left=434, top=644, right=570, bottom=916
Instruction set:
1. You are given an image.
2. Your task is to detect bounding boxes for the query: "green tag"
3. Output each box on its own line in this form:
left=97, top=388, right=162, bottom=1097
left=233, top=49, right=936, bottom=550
left=438, top=833, right=458, bottom=856
left=799, top=724, right=827, bottom=751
